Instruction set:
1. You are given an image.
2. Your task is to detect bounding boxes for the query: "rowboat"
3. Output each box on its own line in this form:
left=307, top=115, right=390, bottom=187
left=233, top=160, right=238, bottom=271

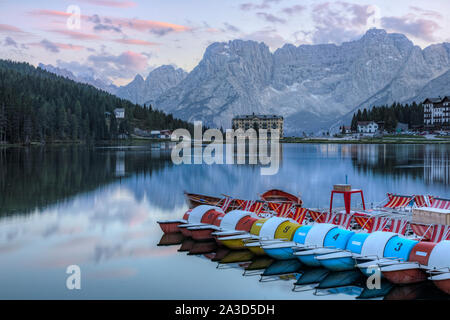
left=185, top=189, right=302, bottom=213
left=260, top=189, right=302, bottom=205
left=184, top=192, right=223, bottom=208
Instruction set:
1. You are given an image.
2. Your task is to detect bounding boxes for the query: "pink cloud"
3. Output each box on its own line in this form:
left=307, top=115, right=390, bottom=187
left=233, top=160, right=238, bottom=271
left=31, top=10, right=191, bottom=36
left=50, top=29, right=101, bottom=40
left=381, top=15, right=440, bottom=42
left=30, top=9, right=72, bottom=18
left=0, top=23, right=25, bottom=33
left=121, top=18, right=191, bottom=35
left=87, top=50, right=149, bottom=76
left=78, top=0, right=137, bottom=8
left=114, top=38, right=160, bottom=46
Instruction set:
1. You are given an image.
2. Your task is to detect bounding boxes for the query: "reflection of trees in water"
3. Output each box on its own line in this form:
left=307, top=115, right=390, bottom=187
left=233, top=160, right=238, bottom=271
left=349, top=144, right=450, bottom=185
left=0, top=145, right=173, bottom=216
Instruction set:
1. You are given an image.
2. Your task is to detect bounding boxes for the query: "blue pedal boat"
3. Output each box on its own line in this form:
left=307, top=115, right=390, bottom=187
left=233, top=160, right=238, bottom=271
left=316, top=233, right=370, bottom=271
left=293, top=224, right=355, bottom=267
left=356, top=233, right=418, bottom=277
left=262, top=241, right=297, bottom=260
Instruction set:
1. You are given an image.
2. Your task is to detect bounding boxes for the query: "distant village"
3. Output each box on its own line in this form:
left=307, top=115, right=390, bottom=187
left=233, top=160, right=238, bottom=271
left=340, top=97, right=450, bottom=137
left=108, top=108, right=174, bottom=140
left=110, top=96, right=450, bottom=141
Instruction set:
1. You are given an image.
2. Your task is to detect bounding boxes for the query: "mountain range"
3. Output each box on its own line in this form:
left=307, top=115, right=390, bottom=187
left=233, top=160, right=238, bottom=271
left=40, top=29, right=450, bottom=135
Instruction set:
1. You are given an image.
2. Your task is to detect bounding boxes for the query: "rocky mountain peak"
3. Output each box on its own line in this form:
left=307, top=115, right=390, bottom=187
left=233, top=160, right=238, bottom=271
left=154, top=29, right=450, bottom=134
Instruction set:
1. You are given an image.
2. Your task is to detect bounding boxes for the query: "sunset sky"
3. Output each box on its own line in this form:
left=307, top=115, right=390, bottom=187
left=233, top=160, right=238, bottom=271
left=1, top=0, right=449, bottom=85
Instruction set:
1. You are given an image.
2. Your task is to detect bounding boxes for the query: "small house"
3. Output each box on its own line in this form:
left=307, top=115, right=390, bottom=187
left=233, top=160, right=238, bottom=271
left=357, top=121, right=378, bottom=134
left=114, top=108, right=125, bottom=119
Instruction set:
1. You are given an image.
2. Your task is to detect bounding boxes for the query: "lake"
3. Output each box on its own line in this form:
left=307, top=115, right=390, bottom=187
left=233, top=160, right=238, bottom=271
left=0, top=143, right=449, bottom=299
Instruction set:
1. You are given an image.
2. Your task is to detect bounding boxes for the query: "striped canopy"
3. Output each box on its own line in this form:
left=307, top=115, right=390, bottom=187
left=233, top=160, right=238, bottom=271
left=235, top=199, right=265, bottom=215
left=335, top=213, right=354, bottom=230
left=309, top=211, right=337, bottom=224
left=353, top=213, right=390, bottom=233
left=384, top=193, right=413, bottom=209
left=411, top=223, right=450, bottom=242
left=292, top=207, right=308, bottom=224
left=268, top=202, right=294, bottom=218
left=430, top=197, right=450, bottom=210
left=413, top=195, right=434, bottom=208
left=387, top=219, right=409, bottom=235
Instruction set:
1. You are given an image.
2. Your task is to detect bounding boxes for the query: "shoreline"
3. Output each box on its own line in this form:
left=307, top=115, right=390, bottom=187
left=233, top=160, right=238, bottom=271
left=1, top=137, right=450, bottom=148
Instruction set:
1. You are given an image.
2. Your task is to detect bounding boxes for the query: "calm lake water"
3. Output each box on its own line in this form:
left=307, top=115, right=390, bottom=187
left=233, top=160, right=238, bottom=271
left=0, top=143, right=449, bottom=300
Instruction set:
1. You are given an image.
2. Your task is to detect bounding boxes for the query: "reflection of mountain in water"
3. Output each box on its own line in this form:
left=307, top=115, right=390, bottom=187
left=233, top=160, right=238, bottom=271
left=2, top=143, right=449, bottom=217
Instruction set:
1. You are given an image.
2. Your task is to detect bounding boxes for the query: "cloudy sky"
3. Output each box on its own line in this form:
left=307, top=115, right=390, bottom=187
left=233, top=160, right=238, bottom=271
left=1, top=0, right=449, bottom=85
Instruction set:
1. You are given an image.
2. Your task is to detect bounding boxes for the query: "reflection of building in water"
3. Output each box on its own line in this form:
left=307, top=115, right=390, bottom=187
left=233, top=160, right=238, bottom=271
left=351, top=144, right=382, bottom=167
left=115, top=151, right=125, bottom=177
left=227, top=141, right=283, bottom=167
left=318, top=144, right=339, bottom=157
left=424, top=146, right=450, bottom=185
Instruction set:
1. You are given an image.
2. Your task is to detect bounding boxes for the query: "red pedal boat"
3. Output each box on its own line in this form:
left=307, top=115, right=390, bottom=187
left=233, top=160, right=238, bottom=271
left=157, top=209, right=191, bottom=234
left=380, top=242, right=437, bottom=285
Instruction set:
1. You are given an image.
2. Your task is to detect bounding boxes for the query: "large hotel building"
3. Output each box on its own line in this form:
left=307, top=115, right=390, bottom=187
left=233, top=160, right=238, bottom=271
left=423, top=97, right=450, bottom=129
left=232, top=114, right=284, bottom=137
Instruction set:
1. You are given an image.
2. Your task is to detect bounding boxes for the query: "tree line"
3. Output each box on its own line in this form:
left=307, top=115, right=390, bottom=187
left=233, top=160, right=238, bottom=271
left=0, top=59, right=194, bottom=144
left=350, top=102, right=424, bottom=132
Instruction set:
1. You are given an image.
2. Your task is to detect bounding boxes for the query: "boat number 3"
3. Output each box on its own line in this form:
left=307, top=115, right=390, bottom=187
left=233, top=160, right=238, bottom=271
left=394, top=242, right=403, bottom=251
